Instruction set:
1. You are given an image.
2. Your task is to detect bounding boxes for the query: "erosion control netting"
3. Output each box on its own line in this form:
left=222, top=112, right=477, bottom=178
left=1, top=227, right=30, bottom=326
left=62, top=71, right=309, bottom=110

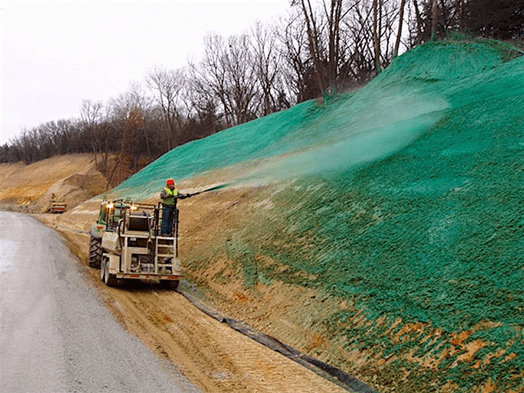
left=113, top=40, right=524, bottom=390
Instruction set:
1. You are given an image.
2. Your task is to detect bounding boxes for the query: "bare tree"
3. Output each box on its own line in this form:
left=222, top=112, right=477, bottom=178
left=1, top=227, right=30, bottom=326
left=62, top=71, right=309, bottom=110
left=291, top=0, right=398, bottom=92
left=276, top=10, right=317, bottom=102
left=185, top=69, right=222, bottom=133
left=394, top=0, right=407, bottom=57
left=411, top=0, right=424, bottom=45
left=192, top=33, right=259, bottom=128
left=373, top=0, right=381, bottom=74
left=251, top=21, right=288, bottom=115
left=325, top=0, right=345, bottom=88
left=293, top=0, right=327, bottom=93
left=431, top=0, right=439, bottom=39
left=127, top=82, right=154, bottom=160
left=105, top=83, right=155, bottom=184
left=225, top=34, right=261, bottom=124
left=455, top=0, right=465, bottom=30
left=8, top=0, right=487, bottom=168
left=80, top=99, right=105, bottom=167
left=146, top=67, right=188, bottom=151
left=338, top=1, right=377, bottom=85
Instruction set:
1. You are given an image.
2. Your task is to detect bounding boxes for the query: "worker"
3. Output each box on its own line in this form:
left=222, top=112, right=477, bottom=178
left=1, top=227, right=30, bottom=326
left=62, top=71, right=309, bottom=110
left=159, top=178, right=190, bottom=236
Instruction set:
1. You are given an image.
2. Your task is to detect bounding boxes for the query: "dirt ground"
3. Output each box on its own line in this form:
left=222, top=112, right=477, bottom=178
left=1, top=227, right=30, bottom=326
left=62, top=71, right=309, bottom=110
left=53, top=226, right=351, bottom=393
left=1, top=155, right=354, bottom=392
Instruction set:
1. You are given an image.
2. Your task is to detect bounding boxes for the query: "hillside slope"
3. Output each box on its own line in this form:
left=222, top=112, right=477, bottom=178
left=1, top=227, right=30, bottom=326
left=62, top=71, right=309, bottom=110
left=82, top=40, right=524, bottom=392
left=0, top=155, right=107, bottom=212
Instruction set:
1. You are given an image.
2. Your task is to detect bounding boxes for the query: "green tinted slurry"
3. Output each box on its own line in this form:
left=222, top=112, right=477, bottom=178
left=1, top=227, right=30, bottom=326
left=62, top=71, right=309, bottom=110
left=111, top=40, right=524, bottom=391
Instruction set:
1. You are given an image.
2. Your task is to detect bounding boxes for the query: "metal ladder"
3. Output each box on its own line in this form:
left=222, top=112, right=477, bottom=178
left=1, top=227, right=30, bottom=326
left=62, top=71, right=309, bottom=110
left=155, top=236, right=176, bottom=274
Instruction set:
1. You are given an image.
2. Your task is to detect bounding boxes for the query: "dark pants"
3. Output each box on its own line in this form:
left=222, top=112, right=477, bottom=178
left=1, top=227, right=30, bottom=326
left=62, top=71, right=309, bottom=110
left=161, top=204, right=175, bottom=236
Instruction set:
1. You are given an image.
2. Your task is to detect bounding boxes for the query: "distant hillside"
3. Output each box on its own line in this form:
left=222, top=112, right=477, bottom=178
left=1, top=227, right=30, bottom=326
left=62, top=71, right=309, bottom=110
left=0, top=154, right=107, bottom=213
left=98, top=39, right=524, bottom=392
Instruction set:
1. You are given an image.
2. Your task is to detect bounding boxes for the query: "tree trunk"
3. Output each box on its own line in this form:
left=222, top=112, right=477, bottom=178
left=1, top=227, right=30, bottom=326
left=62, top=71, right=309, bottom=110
left=456, top=0, right=464, bottom=31
left=394, top=0, right=407, bottom=57
left=373, top=0, right=381, bottom=74
left=431, top=0, right=439, bottom=40
left=412, top=0, right=423, bottom=45
left=300, top=0, right=325, bottom=93
left=327, top=0, right=343, bottom=90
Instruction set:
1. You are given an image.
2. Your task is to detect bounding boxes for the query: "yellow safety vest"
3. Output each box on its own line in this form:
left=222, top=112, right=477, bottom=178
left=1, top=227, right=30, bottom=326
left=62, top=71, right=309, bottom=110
left=163, top=187, right=179, bottom=206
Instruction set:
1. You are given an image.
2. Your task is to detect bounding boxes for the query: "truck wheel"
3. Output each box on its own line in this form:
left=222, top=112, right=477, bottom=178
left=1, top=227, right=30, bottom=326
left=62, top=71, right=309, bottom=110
left=101, top=257, right=118, bottom=287
left=88, top=236, right=102, bottom=268
left=160, top=280, right=179, bottom=290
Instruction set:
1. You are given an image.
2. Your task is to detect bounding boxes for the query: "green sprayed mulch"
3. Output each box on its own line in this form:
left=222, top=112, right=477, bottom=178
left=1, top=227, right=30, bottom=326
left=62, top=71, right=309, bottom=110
left=113, top=39, right=524, bottom=391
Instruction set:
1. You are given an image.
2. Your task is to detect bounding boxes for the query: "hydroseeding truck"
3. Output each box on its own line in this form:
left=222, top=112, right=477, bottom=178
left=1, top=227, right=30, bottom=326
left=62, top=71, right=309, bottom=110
left=88, top=199, right=183, bottom=289
left=87, top=184, right=226, bottom=289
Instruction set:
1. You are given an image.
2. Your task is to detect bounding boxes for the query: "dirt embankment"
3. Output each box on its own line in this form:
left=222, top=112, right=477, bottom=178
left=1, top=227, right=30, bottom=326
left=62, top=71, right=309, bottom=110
left=1, top=156, right=352, bottom=393
left=0, top=155, right=107, bottom=213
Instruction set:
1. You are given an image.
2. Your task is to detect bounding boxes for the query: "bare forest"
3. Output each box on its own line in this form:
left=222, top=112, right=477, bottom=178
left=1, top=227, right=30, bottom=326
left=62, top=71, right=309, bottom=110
left=1, top=0, right=522, bottom=184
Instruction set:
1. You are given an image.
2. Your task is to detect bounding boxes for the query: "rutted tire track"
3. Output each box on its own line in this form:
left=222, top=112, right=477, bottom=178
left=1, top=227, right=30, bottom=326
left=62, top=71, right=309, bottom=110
left=90, top=277, right=350, bottom=393
left=38, top=204, right=353, bottom=392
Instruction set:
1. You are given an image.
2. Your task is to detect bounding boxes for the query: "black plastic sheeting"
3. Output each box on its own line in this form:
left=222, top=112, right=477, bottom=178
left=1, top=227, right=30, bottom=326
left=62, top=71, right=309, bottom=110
left=178, top=288, right=378, bottom=393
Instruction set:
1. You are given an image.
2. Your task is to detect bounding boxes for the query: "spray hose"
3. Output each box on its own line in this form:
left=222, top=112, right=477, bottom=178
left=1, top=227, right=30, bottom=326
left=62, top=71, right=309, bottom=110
left=186, top=183, right=229, bottom=198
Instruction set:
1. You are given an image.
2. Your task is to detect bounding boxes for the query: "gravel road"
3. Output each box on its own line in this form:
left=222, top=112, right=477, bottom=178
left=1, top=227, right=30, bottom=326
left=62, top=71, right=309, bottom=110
left=0, top=211, right=199, bottom=393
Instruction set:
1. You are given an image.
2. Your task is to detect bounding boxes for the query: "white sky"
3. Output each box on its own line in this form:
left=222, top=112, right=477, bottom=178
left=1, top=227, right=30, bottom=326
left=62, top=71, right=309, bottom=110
left=0, top=0, right=291, bottom=144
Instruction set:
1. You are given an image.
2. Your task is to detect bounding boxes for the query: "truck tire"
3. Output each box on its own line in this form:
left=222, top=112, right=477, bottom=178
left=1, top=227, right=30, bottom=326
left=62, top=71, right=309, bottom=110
left=101, top=257, right=118, bottom=287
left=160, top=280, right=179, bottom=290
left=88, top=236, right=102, bottom=268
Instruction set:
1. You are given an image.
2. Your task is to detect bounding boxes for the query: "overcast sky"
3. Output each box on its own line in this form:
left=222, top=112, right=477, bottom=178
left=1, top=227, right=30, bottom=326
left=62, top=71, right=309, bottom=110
left=0, top=0, right=291, bottom=144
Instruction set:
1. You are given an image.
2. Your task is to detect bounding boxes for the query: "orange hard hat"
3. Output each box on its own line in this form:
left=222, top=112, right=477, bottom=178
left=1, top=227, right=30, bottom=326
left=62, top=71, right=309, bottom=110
left=166, top=178, right=175, bottom=186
